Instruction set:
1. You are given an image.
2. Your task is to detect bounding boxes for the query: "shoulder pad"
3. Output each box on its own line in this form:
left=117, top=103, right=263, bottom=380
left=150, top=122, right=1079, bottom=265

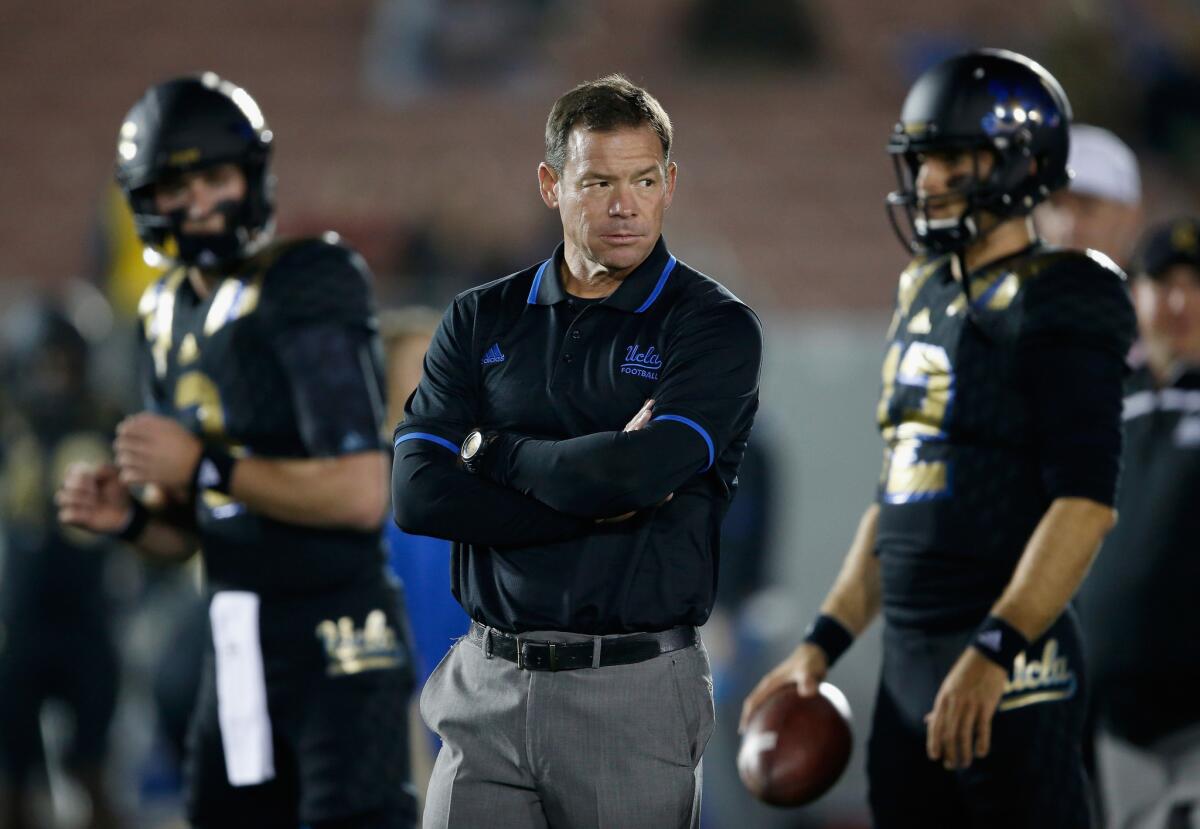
left=257, top=235, right=375, bottom=327
left=259, top=234, right=370, bottom=280
left=1029, top=247, right=1126, bottom=281
left=1017, top=248, right=1135, bottom=356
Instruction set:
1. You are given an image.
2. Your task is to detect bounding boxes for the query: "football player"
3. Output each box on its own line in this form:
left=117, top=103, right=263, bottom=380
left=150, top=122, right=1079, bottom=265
left=742, top=49, right=1135, bottom=827
left=56, top=74, right=417, bottom=829
left=0, top=303, right=122, bottom=829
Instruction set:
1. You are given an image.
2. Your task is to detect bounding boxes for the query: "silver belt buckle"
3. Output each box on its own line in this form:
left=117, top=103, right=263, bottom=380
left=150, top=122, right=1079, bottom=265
left=516, top=637, right=524, bottom=670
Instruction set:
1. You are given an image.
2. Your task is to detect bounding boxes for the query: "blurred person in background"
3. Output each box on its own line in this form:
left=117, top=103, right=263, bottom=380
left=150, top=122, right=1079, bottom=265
left=1078, top=218, right=1200, bottom=829
left=56, top=74, right=417, bottom=829
left=743, top=49, right=1135, bottom=828
left=1036, top=124, right=1142, bottom=265
left=0, top=302, right=123, bottom=829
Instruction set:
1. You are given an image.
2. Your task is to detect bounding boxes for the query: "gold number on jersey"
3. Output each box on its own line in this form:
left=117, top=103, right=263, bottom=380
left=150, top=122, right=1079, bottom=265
left=877, top=340, right=954, bottom=502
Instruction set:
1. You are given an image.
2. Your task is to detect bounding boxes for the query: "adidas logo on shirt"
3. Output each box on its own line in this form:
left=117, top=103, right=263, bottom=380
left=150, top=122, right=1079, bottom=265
left=481, top=343, right=506, bottom=365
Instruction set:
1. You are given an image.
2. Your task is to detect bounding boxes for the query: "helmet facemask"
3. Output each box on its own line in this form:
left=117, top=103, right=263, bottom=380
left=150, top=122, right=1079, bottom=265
left=886, top=144, right=1009, bottom=256
left=129, top=158, right=274, bottom=274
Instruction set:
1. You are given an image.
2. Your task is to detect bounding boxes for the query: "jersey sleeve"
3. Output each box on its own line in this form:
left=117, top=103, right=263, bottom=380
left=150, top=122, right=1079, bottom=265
left=1017, top=251, right=1137, bottom=357
left=394, top=295, right=479, bottom=447
left=648, top=298, right=764, bottom=471
left=390, top=295, right=594, bottom=546
left=1016, top=252, right=1137, bottom=504
left=258, top=238, right=388, bottom=456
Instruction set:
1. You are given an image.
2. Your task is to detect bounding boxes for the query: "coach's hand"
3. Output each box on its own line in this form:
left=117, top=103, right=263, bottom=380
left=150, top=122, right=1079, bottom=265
left=114, top=413, right=203, bottom=490
left=738, top=642, right=828, bottom=733
left=623, top=398, right=655, bottom=432
left=925, top=647, right=1008, bottom=770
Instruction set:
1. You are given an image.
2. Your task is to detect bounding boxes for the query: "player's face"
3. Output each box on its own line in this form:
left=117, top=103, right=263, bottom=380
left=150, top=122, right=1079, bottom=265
left=540, top=125, right=677, bottom=278
left=915, top=149, right=994, bottom=220
left=153, top=163, right=248, bottom=234
left=1135, top=264, right=1200, bottom=365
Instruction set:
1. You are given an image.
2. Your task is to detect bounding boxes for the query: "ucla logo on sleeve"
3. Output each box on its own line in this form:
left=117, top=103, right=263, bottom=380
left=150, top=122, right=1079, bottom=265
left=620, top=344, right=662, bottom=380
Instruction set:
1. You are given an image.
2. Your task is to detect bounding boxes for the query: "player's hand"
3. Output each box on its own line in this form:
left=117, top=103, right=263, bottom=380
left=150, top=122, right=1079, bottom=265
left=114, top=413, right=203, bottom=490
left=55, top=462, right=133, bottom=534
left=924, top=647, right=1008, bottom=770
left=624, top=398, right=655, bottom=432
left=739, top=642, right=829, bottom=733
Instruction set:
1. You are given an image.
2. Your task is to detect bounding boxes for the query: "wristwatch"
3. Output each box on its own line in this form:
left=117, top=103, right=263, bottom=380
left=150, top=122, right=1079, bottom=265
left=460, top=429, right=498, bottom=475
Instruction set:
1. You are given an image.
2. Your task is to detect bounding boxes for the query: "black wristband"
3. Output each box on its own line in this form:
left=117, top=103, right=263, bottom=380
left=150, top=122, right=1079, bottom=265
left=115, top=499, right=151, bottom=542
left=972, top=615, right=1029, bottom=671
left=803, top=614, right=855, bottom=668
left=194, top=445, right=237, bottom=495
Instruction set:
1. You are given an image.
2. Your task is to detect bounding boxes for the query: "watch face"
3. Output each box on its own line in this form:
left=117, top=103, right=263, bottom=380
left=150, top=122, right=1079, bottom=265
left=461, top=430, right=482, bottom=460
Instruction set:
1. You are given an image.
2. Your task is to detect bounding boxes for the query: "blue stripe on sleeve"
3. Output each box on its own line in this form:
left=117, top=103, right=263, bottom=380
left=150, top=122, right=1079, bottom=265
left=652, top=414, right=714, bottom=471
left=394, top=432, right=460, bottom=454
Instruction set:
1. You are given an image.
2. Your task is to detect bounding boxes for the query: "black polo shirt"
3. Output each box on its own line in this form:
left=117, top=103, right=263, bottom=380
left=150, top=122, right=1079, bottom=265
left=1079, top=362, right=1200, bottom=746
left=391, top=237, right=762, bottom=634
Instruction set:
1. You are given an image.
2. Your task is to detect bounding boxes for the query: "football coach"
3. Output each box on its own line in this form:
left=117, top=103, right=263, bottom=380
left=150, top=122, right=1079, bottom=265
left=391, top=73, right=763, bottom=829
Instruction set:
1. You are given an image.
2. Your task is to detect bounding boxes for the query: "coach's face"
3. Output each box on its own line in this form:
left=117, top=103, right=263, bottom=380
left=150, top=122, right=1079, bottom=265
left=539, top=125, right=677, bottom=279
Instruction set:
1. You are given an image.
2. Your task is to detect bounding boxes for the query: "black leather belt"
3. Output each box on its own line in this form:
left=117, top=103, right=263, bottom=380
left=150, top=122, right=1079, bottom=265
left=467, top=621, right=697, bottom=672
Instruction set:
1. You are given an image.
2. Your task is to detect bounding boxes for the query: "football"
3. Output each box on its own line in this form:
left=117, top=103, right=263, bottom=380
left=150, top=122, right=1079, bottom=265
left=737, top=681, right=853, bottom=807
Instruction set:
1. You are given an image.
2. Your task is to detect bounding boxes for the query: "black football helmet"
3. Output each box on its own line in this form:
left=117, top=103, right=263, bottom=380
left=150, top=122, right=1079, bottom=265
left=886, top=49, right=1072, bottom=255
left=115, top=73, right=274, bottom=271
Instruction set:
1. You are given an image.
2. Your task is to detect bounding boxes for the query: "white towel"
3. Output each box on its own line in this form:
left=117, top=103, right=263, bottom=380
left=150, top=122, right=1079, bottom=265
left=209, top=591, right=275, bottom=786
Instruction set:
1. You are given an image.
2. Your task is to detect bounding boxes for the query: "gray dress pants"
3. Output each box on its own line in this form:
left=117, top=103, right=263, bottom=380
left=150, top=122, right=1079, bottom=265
left=420, top=628, right=715, bottom=829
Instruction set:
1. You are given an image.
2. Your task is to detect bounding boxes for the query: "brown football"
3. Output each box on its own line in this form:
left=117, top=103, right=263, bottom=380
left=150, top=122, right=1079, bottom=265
left=737, top=681, right=853, bottom=807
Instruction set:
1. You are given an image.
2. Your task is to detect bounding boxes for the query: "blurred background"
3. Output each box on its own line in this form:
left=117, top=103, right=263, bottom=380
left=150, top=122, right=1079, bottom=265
left=1, top=0, right=1198, bottom=826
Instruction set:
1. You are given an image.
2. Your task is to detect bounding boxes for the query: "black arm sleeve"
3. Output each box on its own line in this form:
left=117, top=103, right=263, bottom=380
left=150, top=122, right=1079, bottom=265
left=487, top=300, right=763, bottom=518
left=485, top=421, right=709, bottom=518
left=1017, top=253, right=1136, bottom=505
left=391, top=435, right=594, bottom=545
left=272, top=324, right=387, bottom=456
left=1020, top=344, right=1126, bottom=505
left=260, top=238, right=387, bottom=456
left=391, top=297, right=593, bottom=545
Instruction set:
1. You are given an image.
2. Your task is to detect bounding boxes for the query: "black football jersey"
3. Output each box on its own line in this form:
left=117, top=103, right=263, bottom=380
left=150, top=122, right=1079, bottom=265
left=136, top=235, right=388, bottom=597
left=873, top=244, right=1136, bottom=630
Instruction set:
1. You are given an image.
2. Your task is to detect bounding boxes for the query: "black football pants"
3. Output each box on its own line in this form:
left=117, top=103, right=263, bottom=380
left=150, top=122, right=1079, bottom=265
left=868, top=612, right=1094, bottom=828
